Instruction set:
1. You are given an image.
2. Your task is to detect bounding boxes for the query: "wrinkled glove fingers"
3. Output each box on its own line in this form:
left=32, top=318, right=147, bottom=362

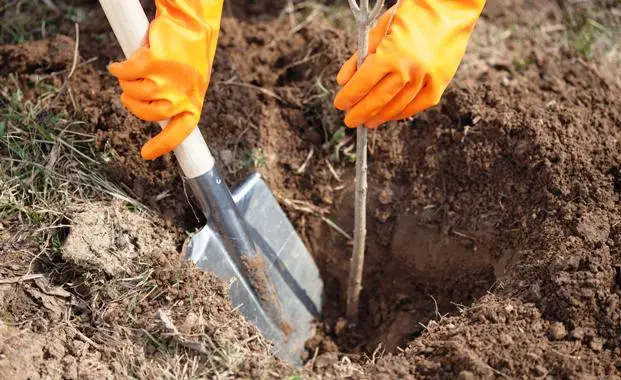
left=108, top=48, right=151, bottom=81
left=366, top=76, right=425, bottom=128
left=141, top=112, right=196, bottom=160
left=369, top=7, right=396, bottom=44
left=120, top=93, right=173, bottom=122
left=334, top=54, right=391, bottom=111
left=336, top=55, right=358, bottom=87
left=119, top=79, right=158, bottom=101
left=343, top=74, right=406, bottom=128
left=336, top=10, right=395, bottom=86
left=393, top=84, right=443, bottom=120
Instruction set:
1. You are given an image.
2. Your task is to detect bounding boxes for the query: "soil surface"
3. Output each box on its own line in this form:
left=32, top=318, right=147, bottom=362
left=2, top=0, right=621, bottom=378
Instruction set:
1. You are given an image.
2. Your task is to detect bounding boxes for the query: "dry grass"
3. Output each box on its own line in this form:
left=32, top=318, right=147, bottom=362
left=0, top=53, right=299, bottom=378
left=0, top=73, right=141, bottom=270
left=1, top=198, right=298, bottom=379
left=0, top=5, right=297, bottom=375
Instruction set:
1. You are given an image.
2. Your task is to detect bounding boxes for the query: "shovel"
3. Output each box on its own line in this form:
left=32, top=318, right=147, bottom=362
left=99, top=0, right=324, bottom=365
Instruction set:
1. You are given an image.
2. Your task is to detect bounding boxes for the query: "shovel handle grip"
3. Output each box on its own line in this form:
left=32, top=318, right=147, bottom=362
left=99, top=0, right=215, bottom=179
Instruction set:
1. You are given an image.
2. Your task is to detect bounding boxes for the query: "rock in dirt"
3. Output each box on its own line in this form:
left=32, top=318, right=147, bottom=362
left=571, top=327, right=586, bottom=341
left=62, top=201, right=176, bottom=277
left=549, top=322, right=567, bottom=341
left=499, top=333, right=514, bottom=347
left=589, top=338, right=604, bottom=352
left=575, top=211, right=610, bottom=245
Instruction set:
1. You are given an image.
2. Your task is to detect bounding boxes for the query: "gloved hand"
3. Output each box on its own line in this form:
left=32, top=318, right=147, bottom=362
left=108, top=0, right=223, bottom=160
left=334, top=0, right=485, bottom=129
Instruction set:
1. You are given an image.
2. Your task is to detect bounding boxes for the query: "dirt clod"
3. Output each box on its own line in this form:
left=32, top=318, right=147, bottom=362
left=549, top=322, right=568, bottom=341
left=62, top=201, right=175, bottom=276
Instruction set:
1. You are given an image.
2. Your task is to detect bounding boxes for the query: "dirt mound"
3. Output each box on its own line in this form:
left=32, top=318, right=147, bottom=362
left=301, top=43, right=620, bottom=362
left=310, top=50, right=621, bottom=377
left=0, top=202, right=287, bottom=379
left=365, top=296, right=620, bottom=378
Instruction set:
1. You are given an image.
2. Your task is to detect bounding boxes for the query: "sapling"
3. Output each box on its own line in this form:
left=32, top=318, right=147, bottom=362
left=345, top=0, right=385, bottom=324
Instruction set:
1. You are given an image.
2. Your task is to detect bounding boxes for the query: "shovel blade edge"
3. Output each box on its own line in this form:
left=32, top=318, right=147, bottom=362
left=184, top=172, right=324, bottom=365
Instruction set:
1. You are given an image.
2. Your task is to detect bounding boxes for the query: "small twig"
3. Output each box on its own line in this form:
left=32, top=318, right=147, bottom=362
left=296, top=148, right=314, bottom=174
left=321, top=216, right=353, bottom=240
left=371, top=342, right=384, bottom=365
left=69, top=325, right=102, bottom=351
left=286, top=0, right=296, bottom=28
left=290, top=7, right=320, bottom=35
left=182, top=176, right=201, bottom=223
left=282, top=50, right=318, bottom=73
left=53, top=23, right=80, bottom=104
left=452, top=229, right=477, bottom=242
left=279, top=197, right=351, bottom=239
left=482, top=362, right=510, bottom=379
left=68, top=23, right=80, bottom=79
left=34, top=277, right=71, bottom=298
left=157, top=309, right=210, bottom=355
left=308, top=347, right=320, bottom=369
left=427, top=293, right=448, bottom=321
left=55, top=135, right=98, bottom=164
left=232, top=124, right=250, bottom=161
left=266, top=4, right=324, bottom=49
left=26, top=236, right=50, bottom=276
left=154, top=190, right=171, bottom=201
left=217, top=80, right=284, bottom=103
left=43, top=57, right=98, bottom=78
left=0, top=273, right=44, bottom=284
left=325, top=159, right=342, bottom=182
left=278, top=196, right=329, bottom=216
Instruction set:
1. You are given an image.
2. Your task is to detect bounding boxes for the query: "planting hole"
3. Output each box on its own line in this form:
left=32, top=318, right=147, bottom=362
left=306, top=182, right=504, bottom=353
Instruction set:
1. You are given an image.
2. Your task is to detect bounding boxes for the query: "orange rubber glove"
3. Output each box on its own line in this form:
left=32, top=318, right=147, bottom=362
left=334, top=0, right=485, bottom=129
left=108, top=0, right=223, bottom=160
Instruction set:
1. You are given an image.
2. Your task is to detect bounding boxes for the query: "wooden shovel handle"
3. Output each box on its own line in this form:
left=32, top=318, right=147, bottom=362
left=99, top=0, right=215, bottom=179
